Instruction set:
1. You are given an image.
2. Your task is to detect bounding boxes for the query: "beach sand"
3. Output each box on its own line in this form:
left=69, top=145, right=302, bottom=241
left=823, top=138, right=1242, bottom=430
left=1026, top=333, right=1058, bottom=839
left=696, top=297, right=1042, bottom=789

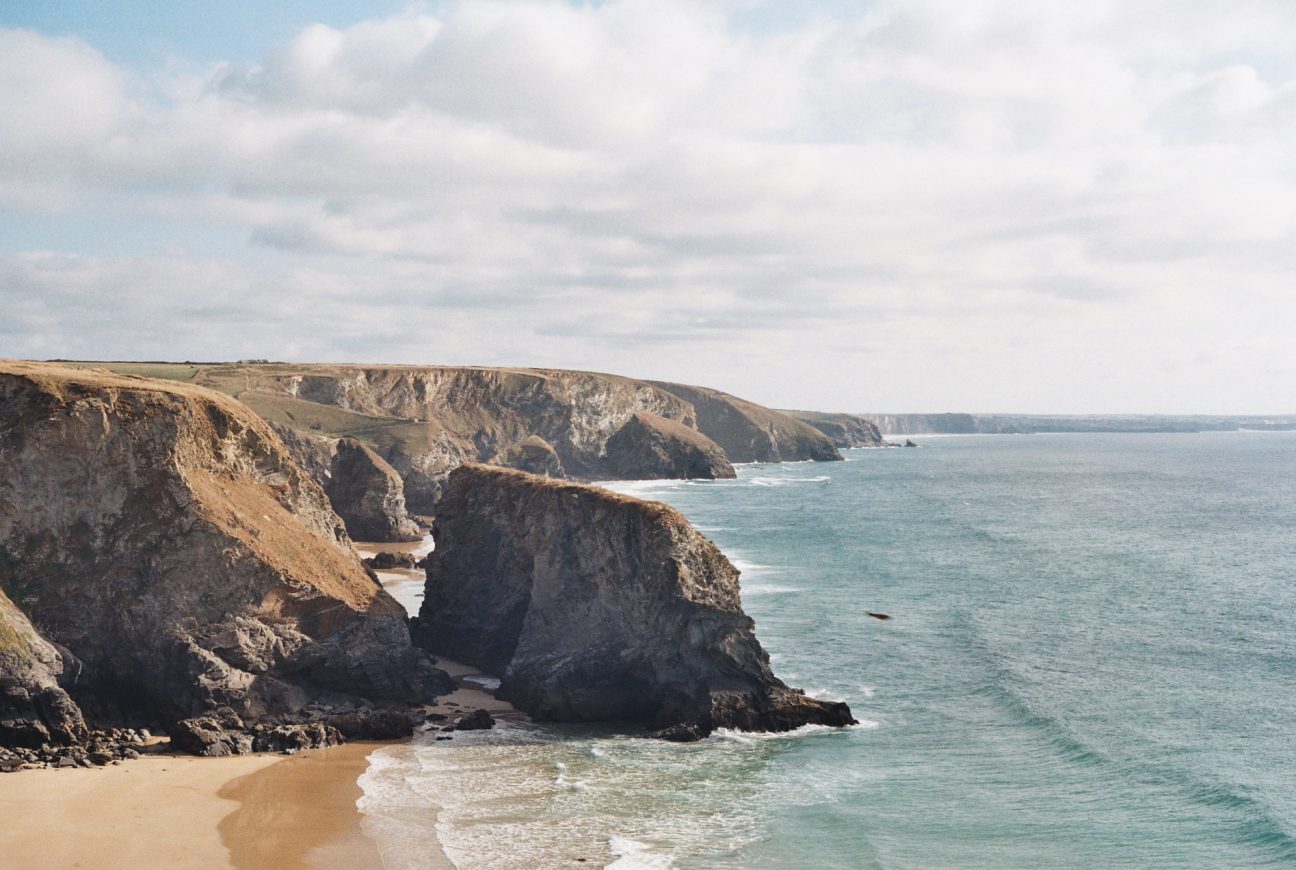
left=0, top=537, right=504, bottom=870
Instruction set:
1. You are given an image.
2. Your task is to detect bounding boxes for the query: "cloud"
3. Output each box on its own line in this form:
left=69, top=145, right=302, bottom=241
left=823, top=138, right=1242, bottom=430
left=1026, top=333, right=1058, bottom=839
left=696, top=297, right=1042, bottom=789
left=2, top=0, right=1295, bottom=412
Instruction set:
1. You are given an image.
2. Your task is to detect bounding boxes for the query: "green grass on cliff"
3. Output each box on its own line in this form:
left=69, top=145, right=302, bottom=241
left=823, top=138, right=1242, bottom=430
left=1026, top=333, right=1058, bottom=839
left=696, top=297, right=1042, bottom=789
left=55, top=361, right=200, bottom=381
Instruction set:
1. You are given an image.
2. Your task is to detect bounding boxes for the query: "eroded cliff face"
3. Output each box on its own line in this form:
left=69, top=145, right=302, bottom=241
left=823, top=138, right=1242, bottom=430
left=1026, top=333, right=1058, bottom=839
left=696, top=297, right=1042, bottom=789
left=193, top=364, right=827, bottom=511
left=0, top=589, right=85, bottom=748
left=413, top=465, right=855, bottom=739
left=648, top=381, right=843, bottom=464
left=782, top=410, right=888, bottom=448
left=0, top=363, right=445, bottom=746
left=603, top=413, right=736, bottom=480
left=326, top=438, right=423, bottom=542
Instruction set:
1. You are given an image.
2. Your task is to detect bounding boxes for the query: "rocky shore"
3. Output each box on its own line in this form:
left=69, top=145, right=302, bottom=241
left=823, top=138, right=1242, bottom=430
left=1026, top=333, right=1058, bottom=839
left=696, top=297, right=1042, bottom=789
left=2, top=360, right=858, bottom=770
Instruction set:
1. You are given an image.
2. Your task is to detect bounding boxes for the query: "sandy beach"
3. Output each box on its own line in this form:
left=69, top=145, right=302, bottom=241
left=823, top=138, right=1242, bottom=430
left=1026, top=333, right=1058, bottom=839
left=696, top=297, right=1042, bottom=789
left=0, top=744, right=392, bottom=869
left=0, top=538, right=519, bottom=870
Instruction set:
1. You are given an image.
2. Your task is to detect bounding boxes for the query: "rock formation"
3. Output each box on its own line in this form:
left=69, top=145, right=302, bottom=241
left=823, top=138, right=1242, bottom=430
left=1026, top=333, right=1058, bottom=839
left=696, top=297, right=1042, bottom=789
left=326, top=438, right=423, bottom=542
left=648, top=381, right=843, bottom=464
left=412, top=465, right=855, bottom=739
left=0, top=588, right=85, bottom=748
left=781, top=410, right=888, bottom=448
left=190, top=364, right=839, bottom=510
left=0, top=362, right=448, bottom=755
left=603, top=413, right=736, bottom=480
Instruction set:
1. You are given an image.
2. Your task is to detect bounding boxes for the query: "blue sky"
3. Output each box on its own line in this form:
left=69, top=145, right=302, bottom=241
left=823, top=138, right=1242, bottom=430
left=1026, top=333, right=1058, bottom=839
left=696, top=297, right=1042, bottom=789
left=2, top=1, right=1294, bottom=413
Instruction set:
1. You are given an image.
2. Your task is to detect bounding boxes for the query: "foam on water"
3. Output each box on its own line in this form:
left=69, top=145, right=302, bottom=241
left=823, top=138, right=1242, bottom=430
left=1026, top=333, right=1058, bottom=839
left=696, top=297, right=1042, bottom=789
left=358, top=432, right=1296, bottom=867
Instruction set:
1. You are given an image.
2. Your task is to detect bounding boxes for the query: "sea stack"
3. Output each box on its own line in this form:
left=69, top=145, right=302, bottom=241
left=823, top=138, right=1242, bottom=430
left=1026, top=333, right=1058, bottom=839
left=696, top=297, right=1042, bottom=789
left=413, top=464, right=855, bottom=739
left=326, top=437, right=423, bottom=541
left=0, top=362, right=447, bottom=754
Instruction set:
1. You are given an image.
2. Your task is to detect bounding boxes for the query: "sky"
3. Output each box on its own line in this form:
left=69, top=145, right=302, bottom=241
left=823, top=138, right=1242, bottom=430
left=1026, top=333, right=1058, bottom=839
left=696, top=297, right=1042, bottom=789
left=2, top=1, right=1294, bottom=414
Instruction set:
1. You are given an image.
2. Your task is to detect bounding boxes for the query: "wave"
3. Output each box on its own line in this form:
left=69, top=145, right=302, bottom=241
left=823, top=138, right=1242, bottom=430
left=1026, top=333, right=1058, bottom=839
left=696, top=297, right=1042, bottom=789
left=952, top=611, right=1296, bottom=863
left=605, top=836, right=672, bottom=869
left=746, top=475, right=831, bottom=487
left=708, top=721, right=879, bottom=745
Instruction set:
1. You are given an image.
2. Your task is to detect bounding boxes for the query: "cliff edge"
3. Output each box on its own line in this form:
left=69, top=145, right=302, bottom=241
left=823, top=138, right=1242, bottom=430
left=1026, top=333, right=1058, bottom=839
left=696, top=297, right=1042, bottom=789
left=413, top=464, right=855, bottom=739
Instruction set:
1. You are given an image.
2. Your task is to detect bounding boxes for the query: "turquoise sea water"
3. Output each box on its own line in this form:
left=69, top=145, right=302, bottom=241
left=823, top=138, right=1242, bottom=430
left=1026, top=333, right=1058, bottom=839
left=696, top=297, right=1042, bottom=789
left=360, top=432, right=1296, bottom=868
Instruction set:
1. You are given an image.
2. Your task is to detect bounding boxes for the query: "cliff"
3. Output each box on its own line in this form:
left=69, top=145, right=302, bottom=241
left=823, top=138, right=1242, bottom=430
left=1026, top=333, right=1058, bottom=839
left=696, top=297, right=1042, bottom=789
left=0, top=588, right=85, bottom=748
left=412, top=465, right=855, bottom=739
left=326, top=438, right=423, bottom=541
left=781, top=410, right=888, bottom=448
left=603, top=413, right=736, bottom=480
left=868, top=413, right=978, bottom=435
left=648, top=382, right=843, bottom=464
left=193, top=364, right=733, bottom=511
left=0, top=362, right=446, bottom=753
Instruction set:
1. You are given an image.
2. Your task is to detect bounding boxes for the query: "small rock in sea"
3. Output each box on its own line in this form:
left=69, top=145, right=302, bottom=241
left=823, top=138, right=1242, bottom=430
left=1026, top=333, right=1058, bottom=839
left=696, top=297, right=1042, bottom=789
left=867, top=612, right=892, bottom=620
left=435, top=736, right=453, bottom=742
left=903, top=439, right=918, bottom=447
left=454, top=709, right=496, bottom=731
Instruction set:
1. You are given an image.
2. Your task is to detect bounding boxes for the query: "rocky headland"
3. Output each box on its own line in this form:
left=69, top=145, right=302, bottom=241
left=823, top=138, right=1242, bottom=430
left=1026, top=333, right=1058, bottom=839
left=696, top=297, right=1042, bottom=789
left=782, top=409, right=889, bottom=448
left=189, top=364, right=839, bottom=522
left=0, top=362, right=448, bottom=767
left=412, top=464, right=855, bottom=740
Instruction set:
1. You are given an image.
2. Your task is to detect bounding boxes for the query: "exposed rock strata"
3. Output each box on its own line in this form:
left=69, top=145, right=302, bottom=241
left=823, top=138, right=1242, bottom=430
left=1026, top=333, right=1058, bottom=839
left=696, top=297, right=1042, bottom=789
left=648, top=381, right=843, bottom=464
left=413, top=465, right=855, bottom=739
left=326, top=438, right=422, bottom=542
left=603, top=413, right=736, bottom=480
left=782, top=410, right=888, bottom=448
left=192, top=365, right=836, bottom=509
left=0, top=362, right=448, bottom=754
left=0, top=589, right=85, bottom=748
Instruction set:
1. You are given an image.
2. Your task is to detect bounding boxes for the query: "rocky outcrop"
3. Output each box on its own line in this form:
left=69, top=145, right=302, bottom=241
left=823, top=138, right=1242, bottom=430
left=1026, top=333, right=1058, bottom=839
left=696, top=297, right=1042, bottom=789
left=0, top=589, right=85, bottom=748
left=489, top=435, right=564, bottom=478
left=191, top=365, right=841, bottom=510
left=648, top=382, right=843, bottom=464
left=412, top=465, right=855, bottom=739
left=603, top=413, right=736, bottom=480
left=781, top=410, right=888, bottom=448
left=326, top=438, right=422, bottom=542
left=0, top=362, right=448, bottom=753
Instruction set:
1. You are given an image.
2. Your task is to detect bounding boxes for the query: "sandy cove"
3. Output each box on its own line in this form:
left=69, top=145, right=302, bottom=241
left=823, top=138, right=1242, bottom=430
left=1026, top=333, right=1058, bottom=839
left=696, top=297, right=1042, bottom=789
left=0, top=544, right=519, bottom=870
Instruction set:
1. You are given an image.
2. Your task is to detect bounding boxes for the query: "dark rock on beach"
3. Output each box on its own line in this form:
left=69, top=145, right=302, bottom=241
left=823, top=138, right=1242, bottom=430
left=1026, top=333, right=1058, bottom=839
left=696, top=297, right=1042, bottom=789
left=453, top=708, right=496, bottom=730
left=413, top=465, right=855, bottom=740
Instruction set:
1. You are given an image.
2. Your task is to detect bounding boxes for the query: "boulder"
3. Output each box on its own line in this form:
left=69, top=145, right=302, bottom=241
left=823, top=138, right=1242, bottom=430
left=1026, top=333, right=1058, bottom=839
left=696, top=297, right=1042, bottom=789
left=413, top=465, right=855, bottom=739
left=453, top=708, right=496, bottom=731
left=326, top=438, right=423, bottom=542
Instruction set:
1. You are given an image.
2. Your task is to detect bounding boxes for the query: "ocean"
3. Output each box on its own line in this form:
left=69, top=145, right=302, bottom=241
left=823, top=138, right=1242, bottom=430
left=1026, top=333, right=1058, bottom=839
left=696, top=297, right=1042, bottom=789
left=359, top=432, right=1296, bottom=868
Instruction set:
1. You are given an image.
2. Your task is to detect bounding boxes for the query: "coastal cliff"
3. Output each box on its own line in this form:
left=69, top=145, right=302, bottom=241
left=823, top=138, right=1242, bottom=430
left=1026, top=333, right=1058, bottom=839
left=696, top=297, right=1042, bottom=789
left=0, top=362, right=446, bottom=756
left=782, top=410, right=888, bottom=448
left=412, top=465, right=855, bottom=739
left=190, top=364, right=834, bottom=514
left=648, top=381, right=844, bottom=464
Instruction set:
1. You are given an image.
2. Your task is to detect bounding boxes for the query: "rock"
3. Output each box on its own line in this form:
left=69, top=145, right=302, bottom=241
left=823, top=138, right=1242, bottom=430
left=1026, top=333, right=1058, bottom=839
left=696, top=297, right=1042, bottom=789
left=170, top=711, right=253, bottom=757
left=648, top=381, right=843, bottom=464
left=364, top=552, right=418, bottom=570
left=904, top=439, right=918, bottom=448
left=866, top=612, right=892, bottom=621
left=324, top=708, right=415, bottom=741
left=0, top=362, right=448, bottom=751
left=413, top=465, right=856, bottom=739
left=780, top=410, right=887, bottom=448
left=252, top=723, right=341, bottom=754
left=326, top=438, right=423, bottom=542
left=434, top=735, right=452, bottom=741
left=0, top=589, right=86, bottom=749
left=453, top=709, right=495, bottom=731
left=489, top=436, right=565, bottom=478
left=603, top=413, right=735, bottom=480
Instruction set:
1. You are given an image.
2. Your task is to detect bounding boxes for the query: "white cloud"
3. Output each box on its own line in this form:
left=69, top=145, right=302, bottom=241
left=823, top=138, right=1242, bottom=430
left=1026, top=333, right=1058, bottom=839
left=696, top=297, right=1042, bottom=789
left=2, top=0, right=1295, bottom=412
